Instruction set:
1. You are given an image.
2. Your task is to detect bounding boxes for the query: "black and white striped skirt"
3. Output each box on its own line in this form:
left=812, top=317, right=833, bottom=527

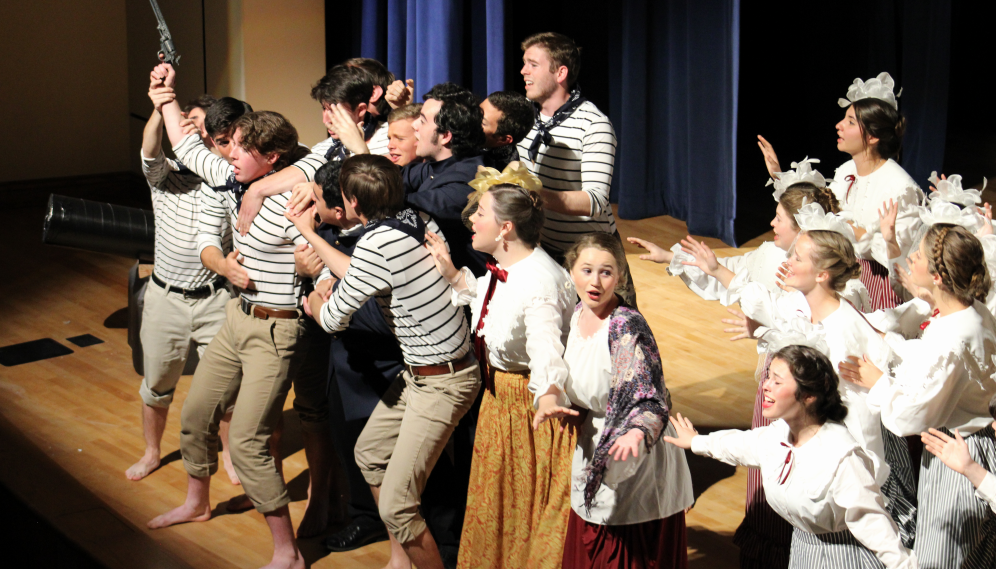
left=788, top=527, right=885, bottom=569
left=915, top=425, right=996, bottom=569
left=879, top=424, right=918, bottom=549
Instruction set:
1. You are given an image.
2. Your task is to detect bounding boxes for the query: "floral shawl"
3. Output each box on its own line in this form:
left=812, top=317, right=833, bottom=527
left=581, top=302, right=670, bottom=512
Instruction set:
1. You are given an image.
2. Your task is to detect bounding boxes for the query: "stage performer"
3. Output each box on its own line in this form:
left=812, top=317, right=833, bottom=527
left=665, top=345, right=916, bottom=569
left=758, top=73, right=923, bottom=310
left=535, top=232, right=694, bottom=568
left=517, top=32, right=618, bottom=261
left=480, top=91, right=534, bottom=171
left=424, top=173, right=576, bottom=569
left=303, top=155, right=480, bottom=569
left=839, top=224, right=996, bottom=569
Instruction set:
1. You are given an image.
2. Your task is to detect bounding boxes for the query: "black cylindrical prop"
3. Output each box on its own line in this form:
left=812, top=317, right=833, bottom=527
left=43, top=194, right=156, bottom=261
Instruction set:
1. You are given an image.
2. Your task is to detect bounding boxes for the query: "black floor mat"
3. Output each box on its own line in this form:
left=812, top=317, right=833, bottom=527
left=66, top=334, right=104, bottom=348
left=0, top=339, right=74, bottom=367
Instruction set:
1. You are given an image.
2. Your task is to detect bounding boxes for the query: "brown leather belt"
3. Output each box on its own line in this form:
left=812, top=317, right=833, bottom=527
left=405, top=351, right=477, bottom=377
left=239, top=296, right=299, bottom=320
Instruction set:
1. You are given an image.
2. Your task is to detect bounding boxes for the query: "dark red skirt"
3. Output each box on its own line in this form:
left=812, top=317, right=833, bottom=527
left=857, top=258, right=901, bottom=311
left=561, top=509, right=687, bottom=569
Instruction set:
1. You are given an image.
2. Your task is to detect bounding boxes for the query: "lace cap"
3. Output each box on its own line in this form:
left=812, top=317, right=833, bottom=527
left=917, top=199, right=984, bottom=233
left=927, top=171, right=985, bottom=207
left=837, top=72, right=901, bottom=110
left=766, top=157, right=827, bottom=202
left=794, top=202, right=856, bottom=242
left=761, top=318, right=830, bottom=357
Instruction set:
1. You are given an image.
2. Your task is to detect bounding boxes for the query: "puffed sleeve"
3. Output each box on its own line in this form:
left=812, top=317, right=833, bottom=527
left=690, top=427, right=765, bottom=469
left=668, top=245, right=754, bottom=305
left=864, top=298, right=932, bottom=339
left=832, top=452, right=918, bottom=569
left=449, top=267, right=478, bottom=307
left=866, top=343, right=966, bottom=436
left=976, top=471, right=996, bottom=514
left=524, top=294, right=571, bottom=408
left=856, top=183, right=923, bottom=268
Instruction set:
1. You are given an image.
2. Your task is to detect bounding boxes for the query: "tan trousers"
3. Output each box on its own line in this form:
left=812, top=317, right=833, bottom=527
left=179, top=298, right=308, bottom=513
left=354, top=364, right=481, bottom=544
left=139, top=280, right=230, bottom=408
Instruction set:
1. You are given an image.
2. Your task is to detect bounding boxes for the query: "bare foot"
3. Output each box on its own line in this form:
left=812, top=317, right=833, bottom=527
left=222, top=447, right=241, bottom=485
left=295, top=492, right=329, bottom=538
left=147, top=503, right=211, bottom=529
left=259, top=552, right=305, bottom=569
left=226, top=494, right=254, bottom=513
left=126, top=451, right=161, bottom=481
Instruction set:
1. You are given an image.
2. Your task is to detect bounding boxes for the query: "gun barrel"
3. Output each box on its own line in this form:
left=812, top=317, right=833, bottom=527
left=43, top=194, right=155, bottom=261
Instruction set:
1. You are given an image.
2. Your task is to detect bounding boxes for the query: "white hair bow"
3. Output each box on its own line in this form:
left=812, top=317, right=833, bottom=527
left=794, top=202, right=856, bottom=242
left=767, top=157, right=828, bottom=202
left=917, top=199, right=984, bottom=234
left=927, top=171, right=984, bottom=207
left=838, top=72, right=901, bottom=110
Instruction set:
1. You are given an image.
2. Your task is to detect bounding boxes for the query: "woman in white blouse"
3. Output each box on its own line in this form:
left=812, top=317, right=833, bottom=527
left=839, top=224, right=996, bottom=569
left=427, top=183, right=576, bottom=569
left=532, top=232, right=694, bottom=568
left=759, top=73, right=924, bottom=310
left=665, top=344, right=916, bottom=569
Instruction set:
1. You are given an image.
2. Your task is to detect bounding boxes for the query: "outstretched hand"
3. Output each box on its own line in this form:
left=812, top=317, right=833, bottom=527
left=532, top=393, right=580, bottom=431
left=662, top=413, right=698, bottom=450
left=679, top=236, right=720, bottom=275
left=609, top=429, right=645, bottom=462
left=424, top=231, right=460, bottom=285
left=774, top=262, right=796, bottom=293
left=757, top=135, right=782, bottom=179
left=627, top=236, right=672, bottom=263
left=838, top=354, right=882, bottom=389
left=722, top=307, right=759, bottom=341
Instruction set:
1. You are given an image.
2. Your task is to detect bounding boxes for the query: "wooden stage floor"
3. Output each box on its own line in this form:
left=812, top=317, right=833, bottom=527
left=0, top=204, right=768, bottom=568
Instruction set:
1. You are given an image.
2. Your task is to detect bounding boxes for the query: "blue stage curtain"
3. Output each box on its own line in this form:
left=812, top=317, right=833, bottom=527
left=899, top=0, right=951, bottom=187
left=610, top=0, right=740, bottom=245
left=359, top=0, right=505, bottom=97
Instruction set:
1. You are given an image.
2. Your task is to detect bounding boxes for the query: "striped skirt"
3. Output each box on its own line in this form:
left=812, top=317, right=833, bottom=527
left=788, top=527, right=885, bottom=569
left=915, top=425, right=996, bottom=569
left=857, top=258, right=901, bottom=311
left=734, top=363, right=793, bottom=569
left=879, top=425, right=917, bottom=549
left=456, top=367, right=576, bottom=569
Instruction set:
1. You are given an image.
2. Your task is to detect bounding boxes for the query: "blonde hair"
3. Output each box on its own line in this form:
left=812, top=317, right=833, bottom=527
left=563, top=232, right=637, bottom=309
left=925, top=224, right=991, bottom=305
left=795, top=230, right=862, bottom=291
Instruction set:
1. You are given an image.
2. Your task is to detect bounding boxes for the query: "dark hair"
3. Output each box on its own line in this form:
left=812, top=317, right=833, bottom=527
left=387, top=103, right=422, bottom=124
left=924, top=224, right=991, bottom=306
left=310, top=64, right=374, bottom=110
left=183, top=94, right=218, bottom=115
left=486, top=91, right=535, bottom=145
left=521, top=32, right=582, bottom=88
left=563, top=232, right=637, bottom=309
left=772, top=345, right=848, bottom=424
left=339, top=154, right=404, bottom=221
left=488, top=184, right=545, bottom=248
left=344, top=57, right=395, bottom=116
left=204, top=97, right=253, bottom=137
left=851, top=98, right=907, bottom=161
left=315, top=160, right=344, bottom=210
left=232, top=111, right=308, bottom=171
left=779, top=184, right=841, bottom=231
left=423, top=83, right=485, bottom=158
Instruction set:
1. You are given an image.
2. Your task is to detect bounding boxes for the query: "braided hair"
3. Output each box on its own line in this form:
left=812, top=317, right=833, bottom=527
left=925, top=224, right=991, bottom=306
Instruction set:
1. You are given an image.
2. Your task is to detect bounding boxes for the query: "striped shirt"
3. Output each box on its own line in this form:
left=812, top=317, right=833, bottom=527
left=319, top=210, right=471, bottom=365
left=517, top=101, right=617, bottom=253
left=141, top=150, right=230, bottom=289
left=296, top=121, right=391, bottom=176
left=174, top=134, right=308, bottom=310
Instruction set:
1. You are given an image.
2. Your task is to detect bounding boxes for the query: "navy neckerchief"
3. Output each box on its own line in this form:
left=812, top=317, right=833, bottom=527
left=364, top=208, right=425, bottom=243
left=223, top=169, right=276, bottom=213
left=324, top=112, right=387, bottom=161
left=527, top=87, right=587, bottom=162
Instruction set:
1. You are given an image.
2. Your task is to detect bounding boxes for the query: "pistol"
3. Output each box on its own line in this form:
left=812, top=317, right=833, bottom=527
left=149, top=0, right=180, bottom=66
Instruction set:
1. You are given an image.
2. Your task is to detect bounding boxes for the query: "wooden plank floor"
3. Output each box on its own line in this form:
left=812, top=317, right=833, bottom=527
left=0, top=204, right=767, bottom=568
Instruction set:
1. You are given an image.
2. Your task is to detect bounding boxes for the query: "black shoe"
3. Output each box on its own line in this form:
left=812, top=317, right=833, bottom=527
left=324, top=519, right=389, bottom=552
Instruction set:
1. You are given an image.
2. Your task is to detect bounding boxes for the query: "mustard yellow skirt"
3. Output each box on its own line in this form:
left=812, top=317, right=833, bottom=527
left=457, top=368, right=577, bottom=569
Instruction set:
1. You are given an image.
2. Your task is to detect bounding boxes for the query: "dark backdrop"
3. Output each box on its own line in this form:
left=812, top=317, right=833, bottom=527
left=326, top=0, right=991, bottom=246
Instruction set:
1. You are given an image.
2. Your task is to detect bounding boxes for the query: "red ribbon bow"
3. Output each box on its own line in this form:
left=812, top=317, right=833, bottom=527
left=844, top=174, right=857, bottom=202
left=920, top=309, right=941, bottom=331
left=777, top=442, right=795, bottom=485
left=475, top=257, right=507, bottom=394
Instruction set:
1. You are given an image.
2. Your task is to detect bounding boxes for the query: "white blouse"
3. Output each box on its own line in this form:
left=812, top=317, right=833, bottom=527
left=563, top=311, right=695, bottom=525
left=691, top=421, right=916, bottom=569
left=977, top=471, right=996, bottom=514
left=669, top=240, right=870, bottom=311
left=740, top=283, right=894, bottom=489
left=452, top=247, right=575, bottom=407
left=830, top=159, right=924, bottom=268
left=866, top=300, right=996, bottom=436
